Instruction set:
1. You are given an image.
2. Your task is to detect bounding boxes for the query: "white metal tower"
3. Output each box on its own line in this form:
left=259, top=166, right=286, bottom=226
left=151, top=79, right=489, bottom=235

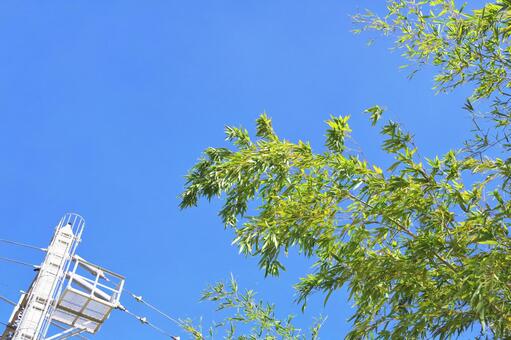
left=1, top=213, right=125, bottom=340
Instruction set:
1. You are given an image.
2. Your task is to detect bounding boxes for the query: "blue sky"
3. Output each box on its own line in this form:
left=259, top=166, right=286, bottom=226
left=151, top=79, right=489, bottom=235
left=0, top=1, right=475, bottom=339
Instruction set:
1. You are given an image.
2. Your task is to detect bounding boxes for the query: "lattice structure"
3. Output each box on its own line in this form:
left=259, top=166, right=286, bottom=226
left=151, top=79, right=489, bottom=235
left=1, top=213, right=124, bottom=340
left=51, top=256, right=124, bottom=336
left=9, top=214, right=84, bottom=340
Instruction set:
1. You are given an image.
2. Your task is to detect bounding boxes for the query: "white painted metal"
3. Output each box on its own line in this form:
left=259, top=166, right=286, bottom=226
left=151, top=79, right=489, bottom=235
left=2, top=213, right=124, bottom=340
left=51, top=256, right=124, bottom=334
left=11, top=214, right=84, bottom=340
left=43, top=325, right=87, bottom=340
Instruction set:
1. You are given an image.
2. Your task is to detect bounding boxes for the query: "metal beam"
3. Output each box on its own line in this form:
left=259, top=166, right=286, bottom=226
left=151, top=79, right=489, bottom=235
left=44, top=326, right=87, bottom=340
left=7, top=214, right=84, bottom=340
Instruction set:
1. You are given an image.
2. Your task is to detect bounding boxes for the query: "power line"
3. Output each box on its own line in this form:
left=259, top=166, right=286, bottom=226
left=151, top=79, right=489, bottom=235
left=0, top=291, right=89, bottom=340
left=0, top=239, right=45, bottom=252
left=0, top=256, right=38, bottom=269
left=0, top=293, right=15, bottom=306
left=125, top=289, right=184, bottom=329
left=2, top=283, right=182, bottom=339
left=117, top=305, right=180, bottom=340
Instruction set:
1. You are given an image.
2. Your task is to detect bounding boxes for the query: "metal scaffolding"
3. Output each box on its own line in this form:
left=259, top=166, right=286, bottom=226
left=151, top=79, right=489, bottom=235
left=1, top=213, right=125, bottom=340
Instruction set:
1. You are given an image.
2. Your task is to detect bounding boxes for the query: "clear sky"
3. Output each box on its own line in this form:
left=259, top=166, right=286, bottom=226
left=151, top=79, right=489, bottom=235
left=0, top=1, right=475, bottom=339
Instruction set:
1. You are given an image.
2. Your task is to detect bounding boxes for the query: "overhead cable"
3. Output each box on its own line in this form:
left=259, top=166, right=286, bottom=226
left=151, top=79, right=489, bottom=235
left=0, top=239, right=45, bottom=252
left=0, top=293, right=15, bottom=306
left=125, top=289, right=184, bottom=329
left=0, top=292, right=88, bottom=340
left=0, top=256, right=38, bottom=269
left=117, top=304, right=180, bottom=340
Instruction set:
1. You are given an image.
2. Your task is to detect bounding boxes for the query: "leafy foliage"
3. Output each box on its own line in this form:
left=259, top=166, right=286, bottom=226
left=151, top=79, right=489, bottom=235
left=181, top=113, right=511, bottom=338
left=354, top=0, right=511, bottom=156
left=179, top=0, right=511, bottom=338
left=180, top=275, right=324, bottom=340
left=354, top=0, right=511, bottom=99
